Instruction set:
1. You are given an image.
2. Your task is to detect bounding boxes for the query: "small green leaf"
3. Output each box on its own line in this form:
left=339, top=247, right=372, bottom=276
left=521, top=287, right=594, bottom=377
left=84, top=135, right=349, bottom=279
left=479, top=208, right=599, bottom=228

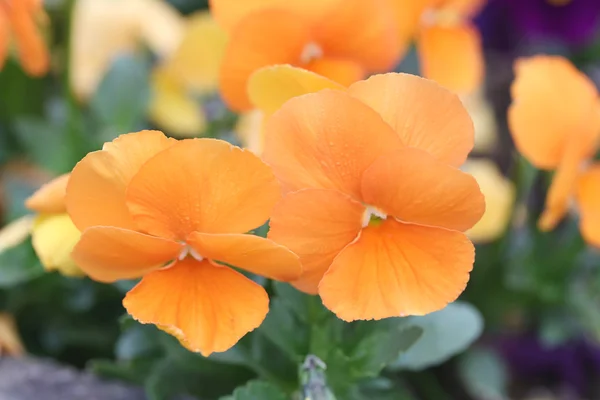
left=390, top=301, right=483, bottom=371
left=220, top=380, right=287, bottom=400
left=458, top=348, right=509, bottom=400
left=0, top=239, right=44, bottom=288
left=258, top=297, right=309, bottom=361
left=272, top=281, right=329, bottom=324
left=90, top=55, right=150, bottom=136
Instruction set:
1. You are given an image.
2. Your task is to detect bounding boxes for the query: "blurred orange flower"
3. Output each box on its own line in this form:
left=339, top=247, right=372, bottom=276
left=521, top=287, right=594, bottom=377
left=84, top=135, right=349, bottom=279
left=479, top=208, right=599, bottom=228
left=509, top=55, right=600, bottom=246
left=66, top=130, right=301, bottom=356
left=210, top=0, right=401, bottom=111
left=392, top=0, right=485, bottom=93
left=264, top=73, right=485, bottom=321
left=0, top=0, right=49, bottom=76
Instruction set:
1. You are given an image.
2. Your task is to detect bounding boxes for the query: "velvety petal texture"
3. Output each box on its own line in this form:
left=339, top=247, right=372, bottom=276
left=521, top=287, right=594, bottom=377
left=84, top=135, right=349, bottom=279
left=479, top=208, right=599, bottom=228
left=126, top=139, right=281, bottom=240
left=66, top=130, right=176, bottom=231
left=319, top=219, right=475, bottom=321
left=123, top=258, right=269, bottom=356
left=263, top=90, right=402, bottom=197
left=268, top=189, right=365, bottom=294
left=347, top=73, right=474, bottom=166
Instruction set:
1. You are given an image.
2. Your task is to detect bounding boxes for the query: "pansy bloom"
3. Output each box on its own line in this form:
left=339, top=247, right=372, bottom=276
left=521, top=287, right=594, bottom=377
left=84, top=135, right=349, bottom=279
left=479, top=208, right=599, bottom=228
left=392, top=0, right=485, bottom=93
left=66, top=130, right=301, bottom=355
left=0, top=0, right=49, bottom=76
left=210, top=0, right=400, bottom=111
left=264, top=73, right=485, bottom=321
left=508, top=55, right=600, bottom=245
left=25, top=173, right=83, bottom=277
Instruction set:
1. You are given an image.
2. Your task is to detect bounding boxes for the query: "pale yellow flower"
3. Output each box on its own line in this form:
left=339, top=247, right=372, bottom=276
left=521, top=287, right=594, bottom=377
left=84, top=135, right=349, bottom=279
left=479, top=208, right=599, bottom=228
left=461, top=89, right=498, bottom=153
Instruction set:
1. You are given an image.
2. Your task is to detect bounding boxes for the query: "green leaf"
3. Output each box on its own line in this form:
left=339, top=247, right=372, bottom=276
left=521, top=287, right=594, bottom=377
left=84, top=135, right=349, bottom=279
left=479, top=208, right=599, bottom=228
left=390, top=301, right=483, bottom=371
left=13, top=117, right=73, bottom=172
left=90, top=55, right=150, bottom=137
left=258, top=297, right=309, bottom=361
left=0, top=239, right=44, bottom=288
left=272, top=281, right=329, bottom=324
left=458, top=348, right=509, bottom=400
left=220, top=380, right=287, bottom=400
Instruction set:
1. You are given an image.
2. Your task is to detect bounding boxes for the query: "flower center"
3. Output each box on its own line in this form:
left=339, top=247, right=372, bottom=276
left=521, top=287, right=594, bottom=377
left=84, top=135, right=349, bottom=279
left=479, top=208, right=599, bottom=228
left=300, top=42, right=324, bottom=64
left=362, top=206, right=387, bottom=228
left=178, top=244, right=204, bottom=261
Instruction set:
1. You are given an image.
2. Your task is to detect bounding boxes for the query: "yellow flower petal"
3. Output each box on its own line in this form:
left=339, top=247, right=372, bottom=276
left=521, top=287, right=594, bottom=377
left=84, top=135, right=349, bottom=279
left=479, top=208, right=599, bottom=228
left=0, top=215, right=34, bottom=254
left=168, top=11, right=228, bottom=94
left=31, top=214, right=84, bottom=277
left=71, top=0, right=184, bottom=101
left=463, top=159, right=515, bottom=242
left=235, top=110, right=265, bottom=154
left=0, top=313, right=25, bottom=357
left=248, top=64, right=345, bottom=115
left=148, top=66, right=207, bottom=138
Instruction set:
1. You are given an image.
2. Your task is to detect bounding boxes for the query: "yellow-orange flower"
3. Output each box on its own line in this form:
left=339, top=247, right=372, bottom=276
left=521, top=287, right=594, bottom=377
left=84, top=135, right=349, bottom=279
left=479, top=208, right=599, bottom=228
left=66, top=130, right=301, bottom=356
left=264, top=73, right=485, bottom=321
left=24, top=174, right=83, bottom=277
left=0, top=0, right=49, bottom=76
left=210, top=0, right=401, bottom=111
left=508, top=55, right=600, bottom=244
left=392, top=0, right=485, bottom=93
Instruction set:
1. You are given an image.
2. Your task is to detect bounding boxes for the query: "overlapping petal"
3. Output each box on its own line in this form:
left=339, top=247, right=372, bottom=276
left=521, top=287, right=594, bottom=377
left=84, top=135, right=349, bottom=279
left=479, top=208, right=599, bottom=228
left=305, top=58, right=365, bottom=87
left=508, top=56, right=599, bottom=169
left=361, top=148, right=485, bottom=231
left=319, top=219, right=475, bottom=321
left=347, top=73, right=474, bottom=166
left=248, top=65, right=344, bottom=115
left=576, top=164, right=600, bottom=247
left=417, top=24, right=483, bottom=94
left=186, top=232, right=301, bottom=281
left=126, top=139, right=281, bottom=240
left=268, top=189, right=365, bottom=294
left=31, top=214, right=83, bottom=277
left=219, top=9, right=312, bottom=110
left=315, top=0, right=400, bottom=72
left=25, top=173, right=69, bottom=213
left=123, top=258, right=269, bottom=356
left=263, top=90, right=402, bottom=197
left=66, top=130, right=176, bottom=231
left=71, top=227, right=183, bottom=282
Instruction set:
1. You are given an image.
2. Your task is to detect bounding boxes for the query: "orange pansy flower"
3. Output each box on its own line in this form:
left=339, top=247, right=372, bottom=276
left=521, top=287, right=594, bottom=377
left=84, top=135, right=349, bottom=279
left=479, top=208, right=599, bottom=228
left=0, top=0, right=49, bottom=76
left=210, top=0, right=401, bottom=111
left=66, top=130, right=301, bottom=356
left=508, top=55, right=600, bottom=240
left=392, top=0, right=484, bottom=93
left=264, top=73, right=485, bottom=321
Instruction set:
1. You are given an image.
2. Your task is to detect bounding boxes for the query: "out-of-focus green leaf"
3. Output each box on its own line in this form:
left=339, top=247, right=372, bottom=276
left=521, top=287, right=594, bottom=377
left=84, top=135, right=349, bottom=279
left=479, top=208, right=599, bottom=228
left=272, top=282, right=329, bottom=324
left=220, top=380, right=287, bottom=400
left=390, top=301, right=483, bottom=371
left=116, top=323, right=162, bottom=361
left=458, top=348, right=509, bottom=400
left=13, top=117, right=73, bottom=172
left=0, top=239, right=44, bottom=287
left=259, top=297, right=309, bottom=361
left=90, top=55, right=150, bottom=138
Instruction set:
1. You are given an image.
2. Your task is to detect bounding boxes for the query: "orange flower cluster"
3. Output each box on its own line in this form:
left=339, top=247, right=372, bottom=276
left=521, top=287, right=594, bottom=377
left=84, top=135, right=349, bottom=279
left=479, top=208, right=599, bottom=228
left=509, top=56, right=600, bottom=246
left=0, top=0, right=49, bottom=76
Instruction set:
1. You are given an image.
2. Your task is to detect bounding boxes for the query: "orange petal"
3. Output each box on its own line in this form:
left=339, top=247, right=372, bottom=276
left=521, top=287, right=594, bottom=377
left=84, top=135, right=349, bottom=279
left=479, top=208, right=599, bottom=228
left=187, top=232, right=301, bottom=281
left=71, top=226, right=183, bottom=283
left=219, top=9, right=312, bottom=111
left=126, top=139, right=281, bottom=241
left=306, top=57, right=365, bottom=87
left=25, top=173, right=70, bottom=213
left=539, top=139, right=590, bottom=231
left=508, top=56, right=600, bottom=169
left=7, top=0, right=49, bottom=76
left=319, top=218, right=474, bottom=321
left=209, top=0, right=338, bottom=32
left=441, top=0, right=486, bottom=17
left=0, top=10, right=9, bottom=72
left=248, top=64, right=345, bottom=115
left=123, top=258, right=269, bottom=356
left=268, top=189, right=365, bottom=294
left=576, top=163, right=600, bottom=247
left=417, top=23, right=483, bottom=94
left=390, top=0, right=430, bottom=46
left=66, top=130, right=176, bottom=231
left=362, top=148, right=485, bottom=231
left=315, top=0, right=401, bottom=72
left=347, top=73, right=474, bottom=167
left=263, top=90, right=402, bottom=197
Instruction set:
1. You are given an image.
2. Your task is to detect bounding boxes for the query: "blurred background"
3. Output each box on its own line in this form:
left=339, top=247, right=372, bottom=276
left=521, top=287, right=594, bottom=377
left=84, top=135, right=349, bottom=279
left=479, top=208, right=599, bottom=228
left=2, top=0, right=600, bottom=399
